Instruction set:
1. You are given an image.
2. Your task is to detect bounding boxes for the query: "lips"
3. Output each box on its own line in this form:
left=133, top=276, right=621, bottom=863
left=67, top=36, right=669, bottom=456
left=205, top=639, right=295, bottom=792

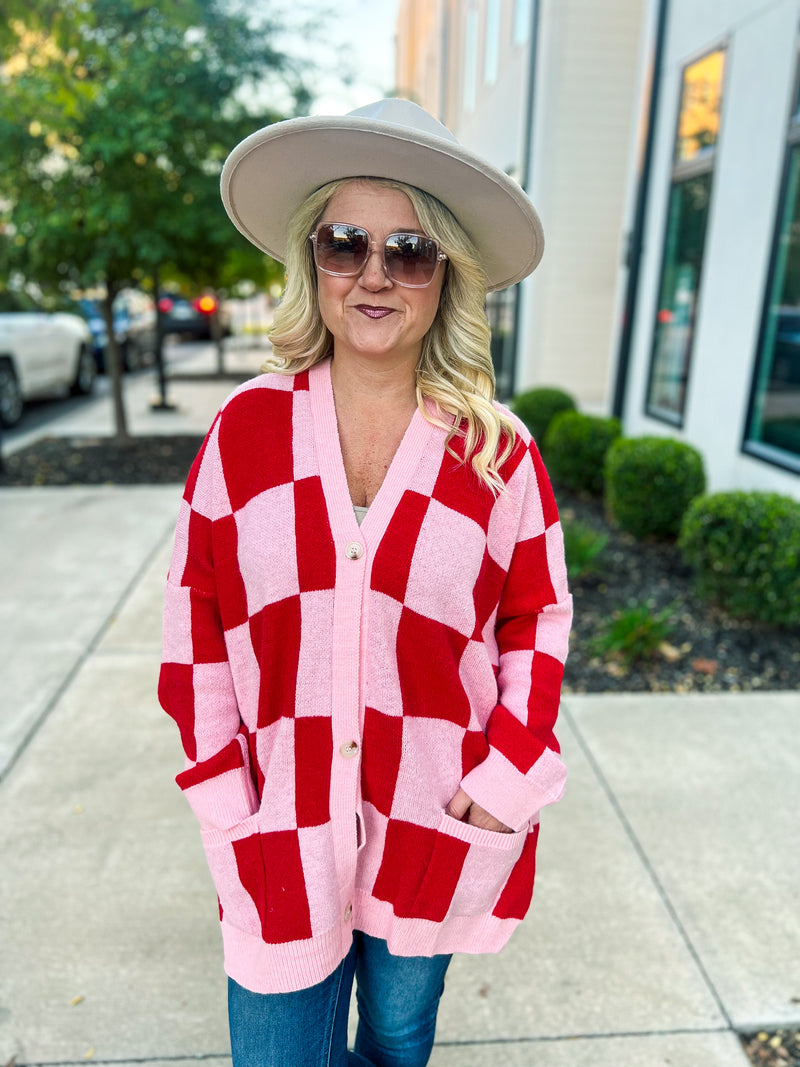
left=354, top=305, right=395, bottom=319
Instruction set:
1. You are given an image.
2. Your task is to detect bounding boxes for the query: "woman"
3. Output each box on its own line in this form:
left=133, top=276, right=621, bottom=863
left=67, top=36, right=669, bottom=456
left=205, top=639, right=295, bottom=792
left=159, top=99, right=572, bottom=1067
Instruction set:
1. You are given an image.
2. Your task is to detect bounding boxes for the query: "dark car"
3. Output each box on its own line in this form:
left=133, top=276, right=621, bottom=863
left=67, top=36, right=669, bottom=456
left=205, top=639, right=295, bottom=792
left=158, top=292, right=231, bottom=341
left=79, top=289, right=157, bottom=372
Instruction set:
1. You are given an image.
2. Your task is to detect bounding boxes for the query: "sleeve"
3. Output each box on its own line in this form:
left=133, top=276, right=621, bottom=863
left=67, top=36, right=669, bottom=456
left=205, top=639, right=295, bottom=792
left=157, top=416, right=259, bottom=832
left=460, top=439, right=572, bottom=832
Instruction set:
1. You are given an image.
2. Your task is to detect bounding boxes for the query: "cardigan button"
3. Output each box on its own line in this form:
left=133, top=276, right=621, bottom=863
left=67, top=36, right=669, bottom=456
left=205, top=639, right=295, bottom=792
left=344, top=902, right=353, bottom=921
left=345, top=541, right=364, bottom=560
left=340, top=740, right=359, bottom=758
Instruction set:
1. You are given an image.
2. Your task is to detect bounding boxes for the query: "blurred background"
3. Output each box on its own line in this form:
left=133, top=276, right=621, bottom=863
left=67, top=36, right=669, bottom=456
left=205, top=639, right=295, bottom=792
left=2, top=0, right=799, bottom=500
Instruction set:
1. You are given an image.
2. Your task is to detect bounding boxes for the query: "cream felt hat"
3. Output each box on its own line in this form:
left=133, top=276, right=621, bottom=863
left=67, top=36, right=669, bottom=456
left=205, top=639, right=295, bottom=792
left=220, top=98, right=543, bottom=292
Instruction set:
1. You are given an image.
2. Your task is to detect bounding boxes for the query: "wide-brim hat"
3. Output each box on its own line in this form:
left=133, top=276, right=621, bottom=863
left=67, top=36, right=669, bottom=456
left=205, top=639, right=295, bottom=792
left=220, top=98, right=543, bottom=291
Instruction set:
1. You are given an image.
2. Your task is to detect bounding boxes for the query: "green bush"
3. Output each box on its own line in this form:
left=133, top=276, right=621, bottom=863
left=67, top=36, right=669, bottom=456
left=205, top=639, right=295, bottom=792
left=543, top=411, right=622, bottom=494
left=562, top=519, right=608, bottom=580
left=604, top=436, right=706, bottom=539
left=679, top=491, right=800, bottom=627
left=589, top=599, right=677, bottom=666
left=512, top=386, right=576, bottom=444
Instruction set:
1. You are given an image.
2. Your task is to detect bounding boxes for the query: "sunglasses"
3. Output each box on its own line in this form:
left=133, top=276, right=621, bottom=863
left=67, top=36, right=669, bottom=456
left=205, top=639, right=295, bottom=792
left=309, top=223, right=447, bottom=288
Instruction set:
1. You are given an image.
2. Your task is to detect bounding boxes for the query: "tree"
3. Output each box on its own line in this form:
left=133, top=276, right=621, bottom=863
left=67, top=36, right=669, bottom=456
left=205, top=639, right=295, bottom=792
left=0, top=0, right=307, bottom=442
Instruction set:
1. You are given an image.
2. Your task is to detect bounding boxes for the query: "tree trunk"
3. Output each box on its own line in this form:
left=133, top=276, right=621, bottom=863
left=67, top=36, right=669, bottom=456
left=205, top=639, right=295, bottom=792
left=101, top=284, right=131, bottom=446
left=150, top=265, right=174, bottom=410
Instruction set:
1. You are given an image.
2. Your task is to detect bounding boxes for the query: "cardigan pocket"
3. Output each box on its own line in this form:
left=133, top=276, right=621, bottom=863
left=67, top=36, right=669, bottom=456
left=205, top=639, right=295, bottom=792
left=201, top=814, right=264, bottom=938
left=410, top=811, right=529, bottom=922
left=201, top=817, right=318, bottom=946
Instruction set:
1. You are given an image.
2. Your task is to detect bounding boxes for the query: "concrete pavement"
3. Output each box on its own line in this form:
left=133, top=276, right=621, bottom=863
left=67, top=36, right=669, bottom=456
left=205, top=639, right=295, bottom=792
left=1, top=351, right=798, bottom=1065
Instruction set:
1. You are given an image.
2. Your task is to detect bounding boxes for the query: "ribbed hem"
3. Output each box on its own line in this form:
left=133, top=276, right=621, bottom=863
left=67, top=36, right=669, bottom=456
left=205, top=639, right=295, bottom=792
left=220, top=920, right=352, bottom=994
left=353, top=891, right=520, bottom=957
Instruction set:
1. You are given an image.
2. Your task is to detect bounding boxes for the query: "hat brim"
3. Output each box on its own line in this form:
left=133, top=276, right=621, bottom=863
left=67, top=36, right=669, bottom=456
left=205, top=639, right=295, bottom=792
left=220, top=115, right=544, bottom=291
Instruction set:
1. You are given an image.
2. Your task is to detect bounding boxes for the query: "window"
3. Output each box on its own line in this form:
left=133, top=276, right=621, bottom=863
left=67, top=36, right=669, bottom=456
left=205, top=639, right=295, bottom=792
left=486, top=286, right=519, bottom=401
left=463, top=8, right=478, bottom=112
left=744, top=70, right=800, bottom=471
left=485, top=0, right=500, bottom=85
left=513, top=0, right=532, bottom=46
left=645, top=48, right=726, bottom=424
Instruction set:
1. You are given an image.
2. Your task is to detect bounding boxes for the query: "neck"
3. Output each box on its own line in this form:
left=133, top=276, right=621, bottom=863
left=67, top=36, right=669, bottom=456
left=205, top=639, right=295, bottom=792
left=329, top=350, right=418, bottom=415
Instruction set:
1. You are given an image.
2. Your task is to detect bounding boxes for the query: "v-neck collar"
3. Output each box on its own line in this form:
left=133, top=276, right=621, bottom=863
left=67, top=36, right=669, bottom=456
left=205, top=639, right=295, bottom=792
left=308, top=358, right=437, bottom=549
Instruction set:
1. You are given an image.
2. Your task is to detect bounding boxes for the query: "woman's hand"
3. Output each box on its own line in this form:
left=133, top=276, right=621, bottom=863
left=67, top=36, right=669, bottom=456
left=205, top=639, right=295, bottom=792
left=445, top=787, right=514, bottom=833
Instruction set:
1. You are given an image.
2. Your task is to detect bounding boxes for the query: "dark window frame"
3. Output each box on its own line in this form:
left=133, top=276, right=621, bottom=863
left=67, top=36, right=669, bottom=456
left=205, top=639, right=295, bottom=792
left=644, top=43, right=728, bottom=428
left=742, top=45, right=800, bottom=475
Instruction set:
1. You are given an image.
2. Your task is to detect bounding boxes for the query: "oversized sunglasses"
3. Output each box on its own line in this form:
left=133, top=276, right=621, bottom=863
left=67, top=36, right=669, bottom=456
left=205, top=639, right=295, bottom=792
left=309, top=223, right=447, bottom=288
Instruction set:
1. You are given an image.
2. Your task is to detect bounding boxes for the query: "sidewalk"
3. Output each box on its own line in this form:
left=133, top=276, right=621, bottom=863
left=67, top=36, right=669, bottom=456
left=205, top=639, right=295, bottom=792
left=1, top=358, right=798, bottom=1066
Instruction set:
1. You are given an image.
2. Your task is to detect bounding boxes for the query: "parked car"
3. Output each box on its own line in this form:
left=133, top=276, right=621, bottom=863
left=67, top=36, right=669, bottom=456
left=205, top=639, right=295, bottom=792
left=0, top=311, right=95, bottom=426
left=78, top=289, right=157, bottom=372
left=158, top=291, right=231, bottom=341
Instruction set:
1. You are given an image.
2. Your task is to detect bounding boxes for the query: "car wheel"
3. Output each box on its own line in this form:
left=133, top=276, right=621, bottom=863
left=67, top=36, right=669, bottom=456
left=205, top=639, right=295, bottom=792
left=70, top=344, right=97, bottom=396
left=0, top=358, right=24, bottom=427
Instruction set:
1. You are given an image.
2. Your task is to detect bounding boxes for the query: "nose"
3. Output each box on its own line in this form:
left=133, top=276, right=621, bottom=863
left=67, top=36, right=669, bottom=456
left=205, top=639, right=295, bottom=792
left=358, top=240, right=392, bottom=289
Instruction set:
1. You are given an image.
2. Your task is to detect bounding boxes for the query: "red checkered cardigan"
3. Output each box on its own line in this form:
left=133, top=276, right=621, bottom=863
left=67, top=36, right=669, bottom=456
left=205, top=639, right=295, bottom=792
left=159, top=358, right=572, bottom=994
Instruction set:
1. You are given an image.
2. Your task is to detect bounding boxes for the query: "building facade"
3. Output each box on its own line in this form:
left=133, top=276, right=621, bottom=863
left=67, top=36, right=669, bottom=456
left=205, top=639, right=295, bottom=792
left=613, top=0, right=800, bottom=495
left=395, top=0, right=645, bottom=407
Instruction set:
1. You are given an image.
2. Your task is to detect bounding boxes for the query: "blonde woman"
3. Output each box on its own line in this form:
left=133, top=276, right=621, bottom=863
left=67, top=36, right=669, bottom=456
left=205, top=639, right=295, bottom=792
left=159, top=99, right=572, bottom=1067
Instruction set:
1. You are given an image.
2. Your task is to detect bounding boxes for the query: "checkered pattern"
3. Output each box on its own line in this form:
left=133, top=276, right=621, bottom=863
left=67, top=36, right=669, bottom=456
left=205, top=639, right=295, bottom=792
left=159, top=359, right=571, bottom=994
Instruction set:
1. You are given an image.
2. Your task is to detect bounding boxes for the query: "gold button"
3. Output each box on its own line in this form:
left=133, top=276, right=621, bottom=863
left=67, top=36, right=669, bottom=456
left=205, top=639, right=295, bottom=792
left=340, top=740, right=359, bottom=758
left=345, top=542, right=364, bottom=560
left=344, top=902, right=353, bottom=921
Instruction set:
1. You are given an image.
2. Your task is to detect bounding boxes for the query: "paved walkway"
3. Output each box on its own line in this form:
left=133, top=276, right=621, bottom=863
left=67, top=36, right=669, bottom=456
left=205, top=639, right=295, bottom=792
left=1, top=352, right=798, bottom=1066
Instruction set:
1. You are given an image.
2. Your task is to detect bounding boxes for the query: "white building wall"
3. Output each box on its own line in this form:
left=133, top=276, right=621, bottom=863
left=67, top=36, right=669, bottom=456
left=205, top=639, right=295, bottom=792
left=523, top=0, right=644, bottom=408
left=621, top=0, right=800, bottom=497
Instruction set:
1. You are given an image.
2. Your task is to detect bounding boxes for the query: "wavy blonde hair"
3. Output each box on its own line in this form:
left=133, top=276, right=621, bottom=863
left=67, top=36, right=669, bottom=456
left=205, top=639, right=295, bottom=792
left=266, top=177, right=518, bottom=493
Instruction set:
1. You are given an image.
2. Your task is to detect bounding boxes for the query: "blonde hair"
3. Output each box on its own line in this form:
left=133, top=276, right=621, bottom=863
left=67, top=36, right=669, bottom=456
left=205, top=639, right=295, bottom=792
left=266, top=177, right=517, bottom=493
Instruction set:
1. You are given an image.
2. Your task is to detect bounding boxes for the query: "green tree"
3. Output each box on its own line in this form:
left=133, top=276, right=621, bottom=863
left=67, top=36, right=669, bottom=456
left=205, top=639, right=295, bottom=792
left=0, top=0, right=307, bottom=442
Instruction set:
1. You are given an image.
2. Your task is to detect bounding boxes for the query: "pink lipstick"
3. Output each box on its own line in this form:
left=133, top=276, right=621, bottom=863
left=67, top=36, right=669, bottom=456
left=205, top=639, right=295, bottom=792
left=356, top=305, right=394, bottom=319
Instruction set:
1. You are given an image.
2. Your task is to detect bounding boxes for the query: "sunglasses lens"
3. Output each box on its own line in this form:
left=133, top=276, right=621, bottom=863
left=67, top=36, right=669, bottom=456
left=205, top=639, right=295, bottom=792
left=314, top=224, right=369, bottom=275
left=385, top=233, right=439, bottom=286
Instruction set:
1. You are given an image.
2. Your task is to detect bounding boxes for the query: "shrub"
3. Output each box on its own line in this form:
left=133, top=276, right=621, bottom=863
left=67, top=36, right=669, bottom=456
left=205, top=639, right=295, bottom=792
left=544, top=411, right=622, bottom=494
left=589, top=599, right=676, bottom=666
left=512, top=386, right=576, bottom=445
left=679, top=491, right=800, bottom=627
left=562, top=519, right=609, bottom=580
left=604, top=436, right=706, bottom=539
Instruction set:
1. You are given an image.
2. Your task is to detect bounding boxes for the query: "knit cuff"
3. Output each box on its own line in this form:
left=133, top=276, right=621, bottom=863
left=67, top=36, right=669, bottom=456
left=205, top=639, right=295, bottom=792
left=460, top=746, right=567, bottom=832
left=176, top=736, right=259, bottom=831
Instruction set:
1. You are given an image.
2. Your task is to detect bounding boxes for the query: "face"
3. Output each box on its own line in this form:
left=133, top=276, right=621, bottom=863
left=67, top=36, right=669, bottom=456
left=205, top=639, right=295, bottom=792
left=314, top=181, right=446, bottom=369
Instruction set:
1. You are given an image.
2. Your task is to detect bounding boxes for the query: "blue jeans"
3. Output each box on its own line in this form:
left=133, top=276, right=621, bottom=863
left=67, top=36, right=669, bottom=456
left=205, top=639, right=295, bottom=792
left=228, top=931, right=452, bottom=1067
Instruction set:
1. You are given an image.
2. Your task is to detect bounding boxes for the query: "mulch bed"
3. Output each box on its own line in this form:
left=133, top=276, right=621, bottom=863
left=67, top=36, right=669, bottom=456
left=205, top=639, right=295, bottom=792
left=554, top=486, right=800, bottom=695
left=741, top=1029, right=800, bottom=1066
left=0, top=434, right=205, bottom=486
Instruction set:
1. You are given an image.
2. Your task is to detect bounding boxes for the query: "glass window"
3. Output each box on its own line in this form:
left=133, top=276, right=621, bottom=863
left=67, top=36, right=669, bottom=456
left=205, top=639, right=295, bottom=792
left=646, top=48, right=726, bottom=425
left=487, top=287, right=519, bottom=401
left=744, top=145, right=800, bottom=468
left=463, top=8, right=478, bottom=111
left=676, top=50, right=725, bottom=163
left=485, top=0, right=500, bottom=85
left=646, top=173, right=712, bottom=420
left=513, top=0, right=532, bottom=46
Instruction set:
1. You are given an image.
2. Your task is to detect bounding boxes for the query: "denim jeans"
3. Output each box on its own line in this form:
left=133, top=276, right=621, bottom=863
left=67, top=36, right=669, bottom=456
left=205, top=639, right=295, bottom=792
left=228, top=931, right=452, bottom=1067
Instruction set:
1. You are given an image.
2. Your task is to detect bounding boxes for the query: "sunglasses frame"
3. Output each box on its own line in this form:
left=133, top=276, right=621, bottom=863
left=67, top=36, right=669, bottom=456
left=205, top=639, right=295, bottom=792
left=309, top=223, right=448, bottom=288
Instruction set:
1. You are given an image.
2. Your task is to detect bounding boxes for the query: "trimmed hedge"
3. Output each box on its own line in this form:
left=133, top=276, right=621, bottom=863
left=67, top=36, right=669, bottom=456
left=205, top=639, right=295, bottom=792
left=679, top=491, right=800, bottom=627
left=543, top=411, right=622, bottom=494
left=512, top=386, right=576, bottom=444
left=604, top=436, right=706, bottom=539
